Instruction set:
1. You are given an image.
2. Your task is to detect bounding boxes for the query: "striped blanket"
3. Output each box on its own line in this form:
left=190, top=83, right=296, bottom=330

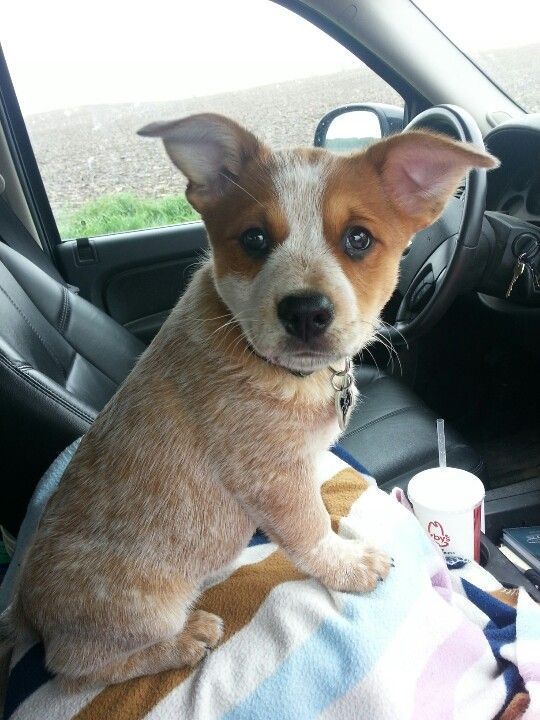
left=1, top=447, right=539, bottom=720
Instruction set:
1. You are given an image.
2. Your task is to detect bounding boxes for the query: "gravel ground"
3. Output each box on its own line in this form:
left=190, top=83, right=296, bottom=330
left=23, top=44, right=539, bottom=218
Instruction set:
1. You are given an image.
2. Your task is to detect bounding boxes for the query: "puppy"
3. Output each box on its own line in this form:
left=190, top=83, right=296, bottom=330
left=1, top=115, right=497, bottom=685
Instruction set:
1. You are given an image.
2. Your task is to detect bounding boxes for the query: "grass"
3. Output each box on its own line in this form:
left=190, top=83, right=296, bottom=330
left=57, top=193, right=200, bottom=239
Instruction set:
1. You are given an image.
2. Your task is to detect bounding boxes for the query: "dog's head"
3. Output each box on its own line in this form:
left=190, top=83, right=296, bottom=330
left=139, top=114, right=497, bottom=373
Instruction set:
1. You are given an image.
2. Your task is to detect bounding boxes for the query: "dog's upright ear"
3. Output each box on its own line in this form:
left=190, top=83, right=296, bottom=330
left=366, top=131, right=499, bottom=232
left=138, top=113, right=265, bottom=211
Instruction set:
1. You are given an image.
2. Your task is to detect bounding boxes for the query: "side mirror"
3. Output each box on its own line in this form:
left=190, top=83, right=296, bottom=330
left=314, top=103, right=404, bottom=151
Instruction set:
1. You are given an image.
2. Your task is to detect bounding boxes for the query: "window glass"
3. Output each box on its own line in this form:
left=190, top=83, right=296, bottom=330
left=414, top=0, right=539, bottom=112
left=2, top=0, right=402, bottom=239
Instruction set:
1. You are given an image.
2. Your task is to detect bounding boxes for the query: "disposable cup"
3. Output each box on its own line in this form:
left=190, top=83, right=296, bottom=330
left=407, top=467, right=485, bottom=562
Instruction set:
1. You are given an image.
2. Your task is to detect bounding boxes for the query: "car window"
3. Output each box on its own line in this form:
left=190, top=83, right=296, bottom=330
left=413, top=0, right=539, bottom=112
left=2, top=0, right=402, bottom=240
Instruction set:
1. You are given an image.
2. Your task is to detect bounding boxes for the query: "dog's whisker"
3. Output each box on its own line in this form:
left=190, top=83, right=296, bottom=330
left=219, top=172, right=264, bottom=207
left=206, top=313, right=252, bottom=341
left=354, top=318, right=405, bottom=375
left=191, top=313, right=232, bottom=324
left=215, top=320, right=251, bottom=354
left=210, top=318, right=255, bottom=346
left=215, top=327, right=242, bottom=353
left=359, top=345, right=382, bottom=378
left=241, top=342, right=255, bottom=359
left=222, top=333, right=250, bottom=358
left=372, top=334, right=394, bottom=373
left=249, top=158, right=279, bottom=201
left=377, top=318, right=409, bottom=350
left=206, top=321, right=237, bottom=341
left=374, top=332, right=403, bottom=376
left=375, top=331, right=401, bottom=363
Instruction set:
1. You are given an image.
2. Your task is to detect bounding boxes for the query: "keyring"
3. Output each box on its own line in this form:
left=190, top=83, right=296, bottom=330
left=329, top=357, right=351, bottom=375
left=331, top=373, right=353, bottom=392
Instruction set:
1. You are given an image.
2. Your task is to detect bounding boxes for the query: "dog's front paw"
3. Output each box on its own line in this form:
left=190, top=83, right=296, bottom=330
left=310, top=536, right=392, bottom=593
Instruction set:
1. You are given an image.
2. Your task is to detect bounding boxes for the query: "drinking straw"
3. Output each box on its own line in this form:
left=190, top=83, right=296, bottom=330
left=437, top=418, right=447, bottom=468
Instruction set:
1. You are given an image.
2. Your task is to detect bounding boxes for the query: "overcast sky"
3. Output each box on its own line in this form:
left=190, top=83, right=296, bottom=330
left=2, top=0, right=539, bottom=115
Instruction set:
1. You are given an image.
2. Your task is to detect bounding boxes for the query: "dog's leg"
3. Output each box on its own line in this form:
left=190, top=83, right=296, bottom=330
left=48, top=609, right=224, bottom=686
left=94, top=609, right=224, bottom=684
left=39, top=577, right=224, bottom=685
left=238, top=468, right=390, bottom=593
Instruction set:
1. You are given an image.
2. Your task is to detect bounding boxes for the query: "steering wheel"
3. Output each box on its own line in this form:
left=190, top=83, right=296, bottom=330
left=383, top=105, right=490, bottom=344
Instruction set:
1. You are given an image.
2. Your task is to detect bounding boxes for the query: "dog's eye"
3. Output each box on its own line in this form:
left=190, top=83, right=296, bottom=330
left=239, top=227, right=270, bottom=257
left=343, top=226, right=374, bottom=258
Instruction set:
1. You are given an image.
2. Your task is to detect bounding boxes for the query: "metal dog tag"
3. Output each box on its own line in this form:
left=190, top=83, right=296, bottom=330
left=335, top=385, right=354, bottom=431
left=330, top=358, right=354, bottom=431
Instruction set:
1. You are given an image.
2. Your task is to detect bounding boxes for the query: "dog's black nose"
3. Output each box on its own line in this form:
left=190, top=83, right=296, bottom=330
left=277, top=293, right=334, bottom=343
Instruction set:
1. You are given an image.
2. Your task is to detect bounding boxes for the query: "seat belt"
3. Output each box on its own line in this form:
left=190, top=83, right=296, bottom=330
left=0, top=191, right=67, bottom=286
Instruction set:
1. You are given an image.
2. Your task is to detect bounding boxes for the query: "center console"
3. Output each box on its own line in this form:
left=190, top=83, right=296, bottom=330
left=481, top=476, right=540, bottom=601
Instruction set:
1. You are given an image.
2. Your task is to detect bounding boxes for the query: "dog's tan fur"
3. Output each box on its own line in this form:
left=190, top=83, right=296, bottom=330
left=2, top=115, right=497, bottom=685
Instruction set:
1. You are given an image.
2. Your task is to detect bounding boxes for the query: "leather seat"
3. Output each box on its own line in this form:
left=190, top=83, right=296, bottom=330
left=0, top=243, right=144, bottom=532
left=346, top=365, right=484, bottom=491
left=0, top=241, right=484, bottom=534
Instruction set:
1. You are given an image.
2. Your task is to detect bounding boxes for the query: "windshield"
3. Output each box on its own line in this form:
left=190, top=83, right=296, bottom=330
left=413, top=0, right=540, bottom=112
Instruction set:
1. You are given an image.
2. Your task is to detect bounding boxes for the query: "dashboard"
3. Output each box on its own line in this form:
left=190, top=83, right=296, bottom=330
left=485, top=115, right=540, bottom=227
left=478, top=114, right=540, bottom=312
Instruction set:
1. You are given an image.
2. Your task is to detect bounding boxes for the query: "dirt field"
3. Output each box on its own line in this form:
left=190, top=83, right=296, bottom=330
left=26, top=68, right=401, bottom=215
left=23, top=43, right=539, bottom=218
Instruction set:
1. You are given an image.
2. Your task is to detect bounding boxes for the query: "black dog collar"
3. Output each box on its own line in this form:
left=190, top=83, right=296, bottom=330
left=248, top=343, right=312, bottom=378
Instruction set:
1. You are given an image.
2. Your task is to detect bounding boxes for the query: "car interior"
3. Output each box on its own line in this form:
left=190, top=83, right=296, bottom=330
left=1, top=0, right=539, bottom=637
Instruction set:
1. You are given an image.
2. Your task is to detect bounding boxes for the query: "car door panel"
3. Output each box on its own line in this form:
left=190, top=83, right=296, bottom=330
left=54, top=222, right=208, bottom=343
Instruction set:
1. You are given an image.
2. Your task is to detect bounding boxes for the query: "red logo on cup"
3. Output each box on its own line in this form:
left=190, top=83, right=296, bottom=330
left=428, top=521, right=450, bottom=548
